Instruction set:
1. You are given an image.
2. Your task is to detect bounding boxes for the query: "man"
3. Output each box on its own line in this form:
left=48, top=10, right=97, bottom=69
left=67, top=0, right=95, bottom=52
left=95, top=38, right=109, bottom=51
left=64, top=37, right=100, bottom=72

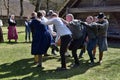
left=65, top=14, right=86, bottom=67
left=83, top=16, right=98, bottom=65
left=25, top=17, right=31, bottom=42
left=29, top=12, right=38, bottom=64
left=44, top=13, right=72, bottom=70
left=41, top=10, right=59, bottom=55
left=97, top=12, right=109, bottom=64
left=30, top=11, right=51, bottom=68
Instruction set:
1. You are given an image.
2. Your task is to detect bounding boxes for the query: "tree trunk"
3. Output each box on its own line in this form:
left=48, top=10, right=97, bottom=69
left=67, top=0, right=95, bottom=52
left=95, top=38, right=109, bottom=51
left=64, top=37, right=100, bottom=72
left=20, top=0, right=23, bottom=18
left=35, top=0, right=42, bottom=12
left=3, top=0, right=9, bottom=17
left=46, top=0, right=49, bottom=12
left=7, top=0, right=9, bottom=17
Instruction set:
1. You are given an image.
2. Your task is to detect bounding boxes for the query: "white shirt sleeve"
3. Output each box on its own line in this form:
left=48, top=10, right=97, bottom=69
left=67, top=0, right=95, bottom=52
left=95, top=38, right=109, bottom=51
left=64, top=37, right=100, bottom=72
left=44, top=19, right=54, bottom=25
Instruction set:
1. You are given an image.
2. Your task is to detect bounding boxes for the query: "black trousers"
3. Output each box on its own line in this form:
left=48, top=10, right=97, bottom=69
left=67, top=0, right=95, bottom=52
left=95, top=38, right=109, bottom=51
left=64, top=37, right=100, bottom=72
left=72, top=49, right=79, bottom=65
left=60, top=35, right=72, bottom=68
left=69, top=38, right=82, bottom=65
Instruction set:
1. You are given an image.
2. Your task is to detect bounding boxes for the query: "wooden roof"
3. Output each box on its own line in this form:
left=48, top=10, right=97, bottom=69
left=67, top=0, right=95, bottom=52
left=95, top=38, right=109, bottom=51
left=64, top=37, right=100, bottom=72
left=59, top=0, right=120, bottom=17
left=68, top=6, right=120, bottom=13
left=59, top=0, right=81, bottom=17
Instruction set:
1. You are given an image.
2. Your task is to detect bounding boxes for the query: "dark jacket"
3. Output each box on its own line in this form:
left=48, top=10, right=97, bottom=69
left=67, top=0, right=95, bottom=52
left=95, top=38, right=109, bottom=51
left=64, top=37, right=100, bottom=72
left=8, top=19, right=16, bottom=26
left=68, top=20, right=84, bottom=39
left=97, top=19, right=109, bottom=37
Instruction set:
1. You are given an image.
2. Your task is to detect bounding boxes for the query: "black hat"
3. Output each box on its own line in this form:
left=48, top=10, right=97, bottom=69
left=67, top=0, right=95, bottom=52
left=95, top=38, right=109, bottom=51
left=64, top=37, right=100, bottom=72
left=97, top=12, right=105, bottom=19
left=47, top=10, right=54, bottom=16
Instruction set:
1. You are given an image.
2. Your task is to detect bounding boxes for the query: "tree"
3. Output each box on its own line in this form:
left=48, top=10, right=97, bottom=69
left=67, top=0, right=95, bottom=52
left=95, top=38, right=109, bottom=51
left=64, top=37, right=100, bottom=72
left=35, top=0, right=42, bottom=12
left=46, top=0, right=49, bottom=11
left=3, top=0, right=9, bottom=17
left=29, top=0, right=36, bottom=5
left=20, top=0, right=23, bottom=17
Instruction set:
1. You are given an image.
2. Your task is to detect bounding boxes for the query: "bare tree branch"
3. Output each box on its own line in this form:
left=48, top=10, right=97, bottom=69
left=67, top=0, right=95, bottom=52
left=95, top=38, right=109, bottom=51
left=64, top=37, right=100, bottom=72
left=3, top=0, right=8, bottom=9
left=3, top=0, right=9, bottom=17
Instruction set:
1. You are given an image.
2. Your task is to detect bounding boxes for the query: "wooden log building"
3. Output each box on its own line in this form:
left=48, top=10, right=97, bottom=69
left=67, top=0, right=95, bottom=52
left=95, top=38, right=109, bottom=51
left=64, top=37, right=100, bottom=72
left=59, top=0, right=120, bottom=39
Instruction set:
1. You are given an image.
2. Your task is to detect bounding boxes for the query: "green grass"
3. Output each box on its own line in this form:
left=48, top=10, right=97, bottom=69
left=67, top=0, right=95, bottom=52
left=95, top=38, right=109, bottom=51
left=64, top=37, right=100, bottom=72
left=0, top=27, right=120, bottom=80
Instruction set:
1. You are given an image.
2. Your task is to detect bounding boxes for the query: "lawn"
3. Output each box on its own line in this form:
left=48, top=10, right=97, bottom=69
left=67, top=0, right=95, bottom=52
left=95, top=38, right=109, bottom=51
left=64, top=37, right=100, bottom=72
left=0, top=27, right=120, bottom=80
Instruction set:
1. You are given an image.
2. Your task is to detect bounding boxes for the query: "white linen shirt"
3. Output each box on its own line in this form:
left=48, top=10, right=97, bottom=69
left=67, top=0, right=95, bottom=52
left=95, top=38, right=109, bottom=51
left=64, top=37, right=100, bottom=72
left=41, top=16, right=54, bottom=34
left=44, top=17, right=72, bottom=36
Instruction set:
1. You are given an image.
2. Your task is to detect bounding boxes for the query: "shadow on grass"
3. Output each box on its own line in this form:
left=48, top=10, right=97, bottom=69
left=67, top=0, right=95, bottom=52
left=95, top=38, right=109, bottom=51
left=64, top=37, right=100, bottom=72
left=0, top=57, right=99, bottom=80
left=2, top=41, right=31, bottom=45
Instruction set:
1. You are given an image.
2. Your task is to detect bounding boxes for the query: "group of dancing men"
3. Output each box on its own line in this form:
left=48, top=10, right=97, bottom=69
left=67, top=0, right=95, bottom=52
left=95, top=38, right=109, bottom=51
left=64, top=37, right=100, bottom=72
left=28, top=10, right=109, bottom=70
